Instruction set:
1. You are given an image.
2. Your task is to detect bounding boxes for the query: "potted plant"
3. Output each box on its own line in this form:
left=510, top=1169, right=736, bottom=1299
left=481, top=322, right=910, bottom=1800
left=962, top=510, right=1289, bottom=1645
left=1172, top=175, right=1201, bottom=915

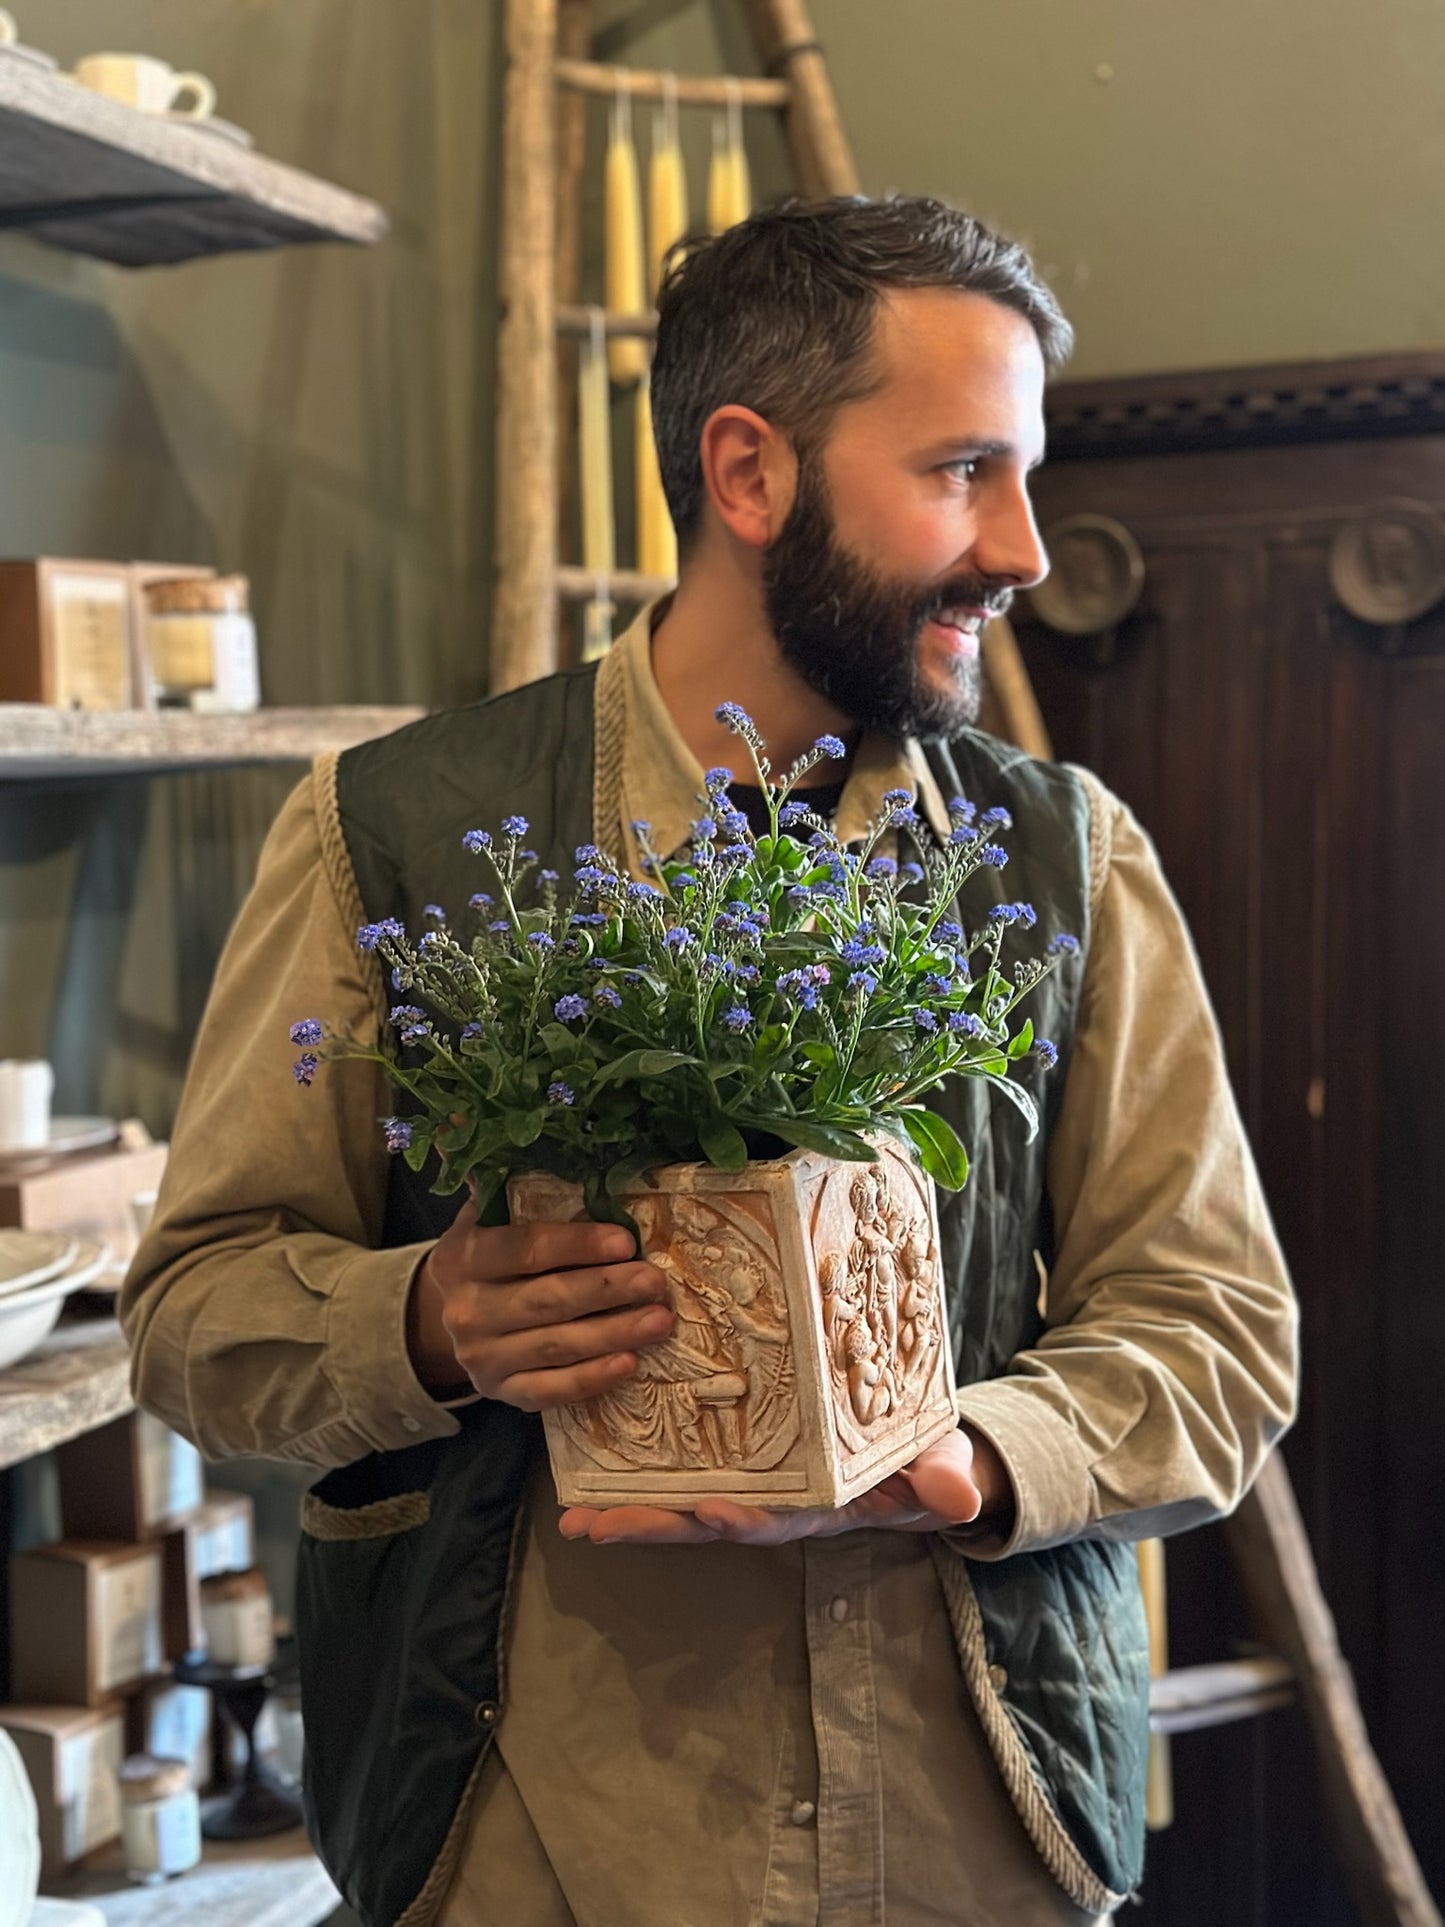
left=291, top=705, right=1076, bottom=1509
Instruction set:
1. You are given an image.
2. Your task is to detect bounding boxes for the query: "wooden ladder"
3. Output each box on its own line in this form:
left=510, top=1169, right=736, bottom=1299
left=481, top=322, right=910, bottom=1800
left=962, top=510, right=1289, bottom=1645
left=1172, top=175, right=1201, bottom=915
left=486, top=5, right=1438, bottom=1919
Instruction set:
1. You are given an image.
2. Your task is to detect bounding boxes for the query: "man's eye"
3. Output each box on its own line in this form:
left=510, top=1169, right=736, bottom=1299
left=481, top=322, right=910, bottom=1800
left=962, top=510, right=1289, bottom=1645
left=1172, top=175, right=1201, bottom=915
left=944, top=459, right=981, bottom=482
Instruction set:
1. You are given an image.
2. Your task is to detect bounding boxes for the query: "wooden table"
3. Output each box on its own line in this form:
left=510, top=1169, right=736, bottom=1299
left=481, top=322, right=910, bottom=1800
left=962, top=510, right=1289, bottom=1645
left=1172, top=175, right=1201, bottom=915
left=41, top=1828, right=340, bottom=1926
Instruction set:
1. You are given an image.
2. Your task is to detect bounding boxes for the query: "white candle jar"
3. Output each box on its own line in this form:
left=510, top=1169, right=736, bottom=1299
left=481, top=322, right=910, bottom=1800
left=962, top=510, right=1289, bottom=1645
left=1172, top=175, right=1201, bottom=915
left=118, top=1754, right=200, bottom=1883
left=142, top=574, right=260, bottom=711
left=199, top=1566, right=275, bottom=1668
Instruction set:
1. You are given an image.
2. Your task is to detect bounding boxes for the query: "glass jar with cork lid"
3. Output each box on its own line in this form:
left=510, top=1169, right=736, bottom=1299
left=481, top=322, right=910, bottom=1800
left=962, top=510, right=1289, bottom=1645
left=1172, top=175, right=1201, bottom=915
left=117, top=1752, right=201, bottom=1883
left=142, top=575, right=260, bottom=711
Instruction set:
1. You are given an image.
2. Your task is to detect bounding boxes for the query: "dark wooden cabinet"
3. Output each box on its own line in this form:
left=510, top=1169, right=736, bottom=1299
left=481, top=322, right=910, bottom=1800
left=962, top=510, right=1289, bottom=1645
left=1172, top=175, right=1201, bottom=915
left=1017, top=355, right=1445, bottom=1924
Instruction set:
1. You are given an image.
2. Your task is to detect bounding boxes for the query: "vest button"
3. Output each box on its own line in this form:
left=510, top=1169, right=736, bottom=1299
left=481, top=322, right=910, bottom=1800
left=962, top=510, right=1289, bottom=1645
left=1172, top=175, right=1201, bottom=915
left=475, top=1701, right=499, bottom=1727
left=828, top=1595, right=849, bottom=1624
left=789, top=1800, right=816, bottom=1827
left=987, top=1664, right=1008, bottom=1693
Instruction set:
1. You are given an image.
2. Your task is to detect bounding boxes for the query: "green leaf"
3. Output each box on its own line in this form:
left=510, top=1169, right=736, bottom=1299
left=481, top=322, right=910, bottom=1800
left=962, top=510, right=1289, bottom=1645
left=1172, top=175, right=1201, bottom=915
left=401, top=1134, right=431, bottom=1174
left=698, top=1117, right=749, bottom=1171
left=799, top=1042, right=837, bottom=1069
left=1006, top=1018, right=1034, bottom=1060
left=470, top=1166, right=509, bottom=1225
left=582, top=1167, right=641, bottom=1245
left=979, top=1072, right=1041, bottom=1141
left=604, top=1150, right=665, bottom=1197
left=740, top=1116, right=878, bottom=1163
left=900, top=1107, right=970, bottom=1191
left=503, top=1106, right=546, bottom=1147
left=591, top=1048, right=700, bottom=1087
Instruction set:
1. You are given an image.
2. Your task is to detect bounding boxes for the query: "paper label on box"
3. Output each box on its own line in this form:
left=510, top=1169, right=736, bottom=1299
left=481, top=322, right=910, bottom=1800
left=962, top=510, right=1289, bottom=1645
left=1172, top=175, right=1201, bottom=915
left=142, top=1682, right=211, bottom=1790
left=95, top=1554, right=163, bottom=1692
left=58, top=1716, right=122, bottom=1861
left=194, top=1509, right=252, bottom=1580
left=49, top=572, right=130, bottom=710
left=137, top=1410, right=204, bottom=1528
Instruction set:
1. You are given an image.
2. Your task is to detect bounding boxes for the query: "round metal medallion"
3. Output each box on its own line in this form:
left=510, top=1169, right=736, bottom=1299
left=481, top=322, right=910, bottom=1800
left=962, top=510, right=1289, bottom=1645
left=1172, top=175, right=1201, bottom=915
left=1027, top=514, right=1145, bottom=636
left=1328, top=499, right=1445, bottom=625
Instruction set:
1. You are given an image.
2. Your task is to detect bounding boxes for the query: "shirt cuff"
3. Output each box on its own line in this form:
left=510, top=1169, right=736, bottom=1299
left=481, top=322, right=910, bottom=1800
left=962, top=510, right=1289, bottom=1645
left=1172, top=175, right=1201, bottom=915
left=326, top=1239, right=467, bottom=1453
left=945, top=1379, right=1096, bottom=1560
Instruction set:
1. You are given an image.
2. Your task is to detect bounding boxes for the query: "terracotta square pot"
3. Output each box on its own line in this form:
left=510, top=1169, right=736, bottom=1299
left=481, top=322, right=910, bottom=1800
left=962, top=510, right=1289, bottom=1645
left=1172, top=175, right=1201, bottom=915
left=506, top=1137, right=958, bottom=1510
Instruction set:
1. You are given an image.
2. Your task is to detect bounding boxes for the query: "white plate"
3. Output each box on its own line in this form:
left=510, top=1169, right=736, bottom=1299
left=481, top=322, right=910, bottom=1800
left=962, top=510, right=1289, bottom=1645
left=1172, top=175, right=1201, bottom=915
left=0, top=1728, right=40, bottom=1927
left=0, top=1229, right=79, bottom=1300
left=0, top=1115, right=119, bottom=1161
left=165, top=111, right=254, bottom=148
left=0, top=1240, right=110, bottom=1373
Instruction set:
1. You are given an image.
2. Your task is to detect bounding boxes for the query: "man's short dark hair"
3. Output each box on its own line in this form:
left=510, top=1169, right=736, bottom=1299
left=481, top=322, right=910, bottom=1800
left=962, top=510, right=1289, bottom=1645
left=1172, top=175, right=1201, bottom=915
left=650, top=195, right=1073, bottom=552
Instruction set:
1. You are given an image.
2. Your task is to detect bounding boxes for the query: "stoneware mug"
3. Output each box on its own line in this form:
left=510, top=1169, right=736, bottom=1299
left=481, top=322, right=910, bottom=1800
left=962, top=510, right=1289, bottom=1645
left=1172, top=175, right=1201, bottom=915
left=73, top=52, right=216, bottom=118
left=0, top=1058, right=53, bottom=1152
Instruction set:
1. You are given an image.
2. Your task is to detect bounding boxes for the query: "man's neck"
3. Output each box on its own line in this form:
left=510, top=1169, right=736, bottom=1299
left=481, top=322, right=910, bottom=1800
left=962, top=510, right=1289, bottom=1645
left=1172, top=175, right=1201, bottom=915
left=649, top=555, right=859, bottom=786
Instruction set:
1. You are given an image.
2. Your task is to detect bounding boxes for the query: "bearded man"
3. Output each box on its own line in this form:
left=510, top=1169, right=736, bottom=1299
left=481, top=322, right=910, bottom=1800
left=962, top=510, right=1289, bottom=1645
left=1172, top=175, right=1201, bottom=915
left=123, top=197, right=1297, bottom=1927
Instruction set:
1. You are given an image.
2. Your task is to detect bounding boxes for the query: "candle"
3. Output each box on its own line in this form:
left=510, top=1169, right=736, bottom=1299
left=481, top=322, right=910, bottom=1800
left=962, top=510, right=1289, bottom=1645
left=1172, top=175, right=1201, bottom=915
left=635, top=372, right=677, bottom=583
left=605, top=92, right=647, bottom=384
left=647, top=85, right=688, bottom=300
left=578, top=308, right=616, bottom=583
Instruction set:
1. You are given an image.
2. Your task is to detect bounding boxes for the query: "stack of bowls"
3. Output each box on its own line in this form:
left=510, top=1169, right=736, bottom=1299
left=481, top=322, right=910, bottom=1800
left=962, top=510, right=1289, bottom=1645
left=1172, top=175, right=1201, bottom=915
left=0, top=1231, right=111, bottom=1372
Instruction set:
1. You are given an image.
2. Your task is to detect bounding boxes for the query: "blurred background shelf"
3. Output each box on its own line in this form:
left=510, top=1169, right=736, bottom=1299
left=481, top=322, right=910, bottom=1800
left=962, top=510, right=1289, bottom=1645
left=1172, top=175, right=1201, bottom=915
left=0, top=1317, right=130, bottom=1471
left=0, top=56, right=386, bottom=266
left=0, top=705, right=424, bottom=778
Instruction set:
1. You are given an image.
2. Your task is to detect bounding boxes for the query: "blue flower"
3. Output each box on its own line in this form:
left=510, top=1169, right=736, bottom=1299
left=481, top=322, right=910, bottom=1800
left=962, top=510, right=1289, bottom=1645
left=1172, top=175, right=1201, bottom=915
left=882, top=788, right=912, bottom=807
left=462, top=829, right=490, bottom=852
left=715, top=701, right=751, bottom=733
left=691, top=816, right=717, bottom=841
left=460, top=1022, right=484, bottom=1040
left=629, top=818, right=651, bottom=837
left=288, top=1018, right=322, bottom=1047
left=501, top=815, right=529, bottom=838
left=390, top=1004, right=425, bottom=1027
left=382, top=1117, right=413, bottom=1153
left=900, top=862, right=924, bottom=885
left=573, top=865, right=606, bottom=891
left=839, top=937, right=886, bottom=967
left=922, top=973, right=952, bottom=997
left=488, top=919, right=511, bottom=934
left=663, top=927, right=693, bottom=952
left=814, top=733, right=846, bottom=760
left=418, top=931, right=441, bottom=952
left=518, top=850, right=537, bottom=865
left=718, top=843, right=751, bottom=866
left=947, top=1011, right=982, bottom=1037
left=778, top=801, right=810, bottom=827
left=947, top=796, right=975, bottom=820
left=593, top=985, right=623, bottom=1009
left=292, top=1053, right=318, bottom=1086
left=889, top=804, right=917, bottom=829
left=735, top=963, right=760, bottom=986
left=847, top=970, right=877, bottom=995
left=937, top=920, right=962, bottom=943
left=527, top=931, right=555, bottom=951
left=553, top=994, right=588, bottom=1023
left=866, top=856, right=897, bottom=880
left=627, top=882, right=663, bottom=905
left=776, top=967, right=819, bottom=1010
left=721, top=1004, right=751, bottom=1033
left=948, top=824, right=976, bottom=847
left=1048, top=932, right=1080, bottom=956
left=913, top=1009, right=938, bottom=1032
left=357, top=917, right=404, bottom=952
left=574, top=844, right=604, bottom=865
left=717, top=808, right=749, bottom=839
left=569, top=912, right=607, bottom=928
left=547, top=1080, right=575, bottom=1106
left=979, top=844, right=1008, bottom=870
left=980, top=806, right=1012, bottom=831
left=468, top=892, right=493, bottom=911
left=705, top=765, right=734, bottom=791
left=1033, top=1038, right=1059, bottom=1069
left=587, top=956, right=609, bottom=969
left=787, top=884, right=815, bottom=906
left=539, top=869, right=559, bottom=886
left=424, top=904, right=445, bottom=922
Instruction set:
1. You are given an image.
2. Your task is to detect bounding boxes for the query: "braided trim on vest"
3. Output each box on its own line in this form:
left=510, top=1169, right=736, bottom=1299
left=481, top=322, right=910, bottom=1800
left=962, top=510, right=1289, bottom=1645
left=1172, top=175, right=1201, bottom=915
left=313, top=751, right=386, bottom=1031
left=591, top=641, right=628, bottom=857
left=395, top=1488, right=532, bottom=1927
left=929, top=1542, right=1124, bottom=1917
left=300, top=1490, right=429, bottom=1541
left=1064, top=763, right=1115, bottom=931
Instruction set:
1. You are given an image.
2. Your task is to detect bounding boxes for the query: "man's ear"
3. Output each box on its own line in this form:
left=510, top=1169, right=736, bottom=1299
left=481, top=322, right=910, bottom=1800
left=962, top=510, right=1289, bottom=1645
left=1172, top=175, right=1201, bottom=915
left=697, top=406, right=797, bottom=552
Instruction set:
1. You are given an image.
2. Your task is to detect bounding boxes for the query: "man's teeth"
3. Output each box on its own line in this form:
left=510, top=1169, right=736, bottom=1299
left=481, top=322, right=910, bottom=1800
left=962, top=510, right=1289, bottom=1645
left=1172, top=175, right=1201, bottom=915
left=935, top=609, right=984, bottom=633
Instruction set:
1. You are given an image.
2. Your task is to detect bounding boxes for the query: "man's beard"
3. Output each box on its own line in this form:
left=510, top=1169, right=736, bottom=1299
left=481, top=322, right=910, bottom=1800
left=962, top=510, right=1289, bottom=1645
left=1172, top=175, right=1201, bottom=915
left=761, top=455, right=1011, bottom=741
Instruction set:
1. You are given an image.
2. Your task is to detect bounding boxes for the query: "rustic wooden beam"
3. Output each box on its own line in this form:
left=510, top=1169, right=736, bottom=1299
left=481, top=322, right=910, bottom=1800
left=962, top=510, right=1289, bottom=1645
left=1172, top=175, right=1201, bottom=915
left=554, top=57, right=788, bottom=109
left=739, top=0, right=860, bottom=196
left=491, top=0, right=561, bottom=692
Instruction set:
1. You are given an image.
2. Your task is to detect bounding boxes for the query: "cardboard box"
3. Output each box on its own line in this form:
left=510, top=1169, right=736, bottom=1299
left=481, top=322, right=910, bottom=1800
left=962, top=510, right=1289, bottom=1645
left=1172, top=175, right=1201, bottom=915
left=126, top=1679, right=213, bottom=1792
left=0, top=1139, right=168, bottom=1270
left=160, top=1491, right=255, bottom=1655
left=0, top=559, right=136, bottom=709
left=9, top=1542, right=165, bottom=1706
left=57, top=1409, right=204, bottom=1544
left=0, top=1703, right=123, bottom=1873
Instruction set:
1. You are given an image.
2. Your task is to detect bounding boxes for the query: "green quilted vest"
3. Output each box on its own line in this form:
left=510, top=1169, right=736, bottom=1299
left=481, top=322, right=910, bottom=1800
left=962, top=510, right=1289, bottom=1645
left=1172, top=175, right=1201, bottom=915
left=295, top=662, right=1148, bottom=1925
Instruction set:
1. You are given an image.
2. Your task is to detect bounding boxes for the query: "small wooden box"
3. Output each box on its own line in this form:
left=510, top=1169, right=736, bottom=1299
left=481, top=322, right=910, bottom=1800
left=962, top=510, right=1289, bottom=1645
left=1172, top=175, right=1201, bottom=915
left=0, top=1139, right=168, bottom=1265
left=160, top=1491, right=256, bottom=1654
left=0, top=559, right=135, bottom=709
left=9, top=1541, right=165, bottom=1706
left=57, top=1409, right=204, bottom=1543
left=0, top=1703, right=124, bottom=1872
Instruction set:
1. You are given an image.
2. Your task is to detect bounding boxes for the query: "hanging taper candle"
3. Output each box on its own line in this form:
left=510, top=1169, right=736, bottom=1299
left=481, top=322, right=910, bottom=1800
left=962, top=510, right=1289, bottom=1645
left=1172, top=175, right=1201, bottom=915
left=707, top=81, right=751, bottom=234
left=605, top=89, right=648, bottom=384
left=578, top=306, right=616, bottom=581
left=635, top=369, right=678, bottom=584
left=647, top=76, right=688, bottom=302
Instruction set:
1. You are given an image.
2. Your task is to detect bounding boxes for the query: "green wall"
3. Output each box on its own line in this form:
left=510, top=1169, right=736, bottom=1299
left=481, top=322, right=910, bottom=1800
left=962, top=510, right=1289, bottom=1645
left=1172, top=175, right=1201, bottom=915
left=0, top=0, right=1440, bottom=1131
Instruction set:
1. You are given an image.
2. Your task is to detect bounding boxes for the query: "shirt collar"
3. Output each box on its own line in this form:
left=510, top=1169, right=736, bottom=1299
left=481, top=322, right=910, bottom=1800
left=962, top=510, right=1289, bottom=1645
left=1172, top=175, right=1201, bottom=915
left=612, top=603, right=952, bottom=874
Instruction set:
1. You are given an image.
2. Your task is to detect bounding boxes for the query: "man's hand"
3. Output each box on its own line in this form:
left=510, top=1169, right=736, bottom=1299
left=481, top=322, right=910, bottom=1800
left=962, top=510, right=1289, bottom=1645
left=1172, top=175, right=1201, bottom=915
left=407, top=1200, right=674, bottom=1408
left=557, top=1424, right=1014, bottom=1546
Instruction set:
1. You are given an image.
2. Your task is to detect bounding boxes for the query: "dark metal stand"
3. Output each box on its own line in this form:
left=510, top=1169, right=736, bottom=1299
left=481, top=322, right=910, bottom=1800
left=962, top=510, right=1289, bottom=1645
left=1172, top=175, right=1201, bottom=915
left=173, top=1650, right=304, bottom=1840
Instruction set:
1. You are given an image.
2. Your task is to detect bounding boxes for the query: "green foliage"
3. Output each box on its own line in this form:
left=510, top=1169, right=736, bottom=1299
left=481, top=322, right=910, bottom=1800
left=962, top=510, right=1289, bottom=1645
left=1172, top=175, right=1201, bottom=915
left=298, top=712, right=1079, bottom=1207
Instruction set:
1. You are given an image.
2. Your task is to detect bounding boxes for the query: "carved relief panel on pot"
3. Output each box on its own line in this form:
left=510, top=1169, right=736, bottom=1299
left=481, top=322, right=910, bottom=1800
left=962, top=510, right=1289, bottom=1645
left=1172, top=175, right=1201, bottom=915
left=507, top=1138, right=958, bottom=1511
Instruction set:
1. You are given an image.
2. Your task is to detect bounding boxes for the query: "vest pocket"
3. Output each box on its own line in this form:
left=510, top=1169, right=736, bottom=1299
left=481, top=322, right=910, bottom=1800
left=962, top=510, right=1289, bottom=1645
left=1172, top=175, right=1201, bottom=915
left=301, top=1489, right=431, bottom=1541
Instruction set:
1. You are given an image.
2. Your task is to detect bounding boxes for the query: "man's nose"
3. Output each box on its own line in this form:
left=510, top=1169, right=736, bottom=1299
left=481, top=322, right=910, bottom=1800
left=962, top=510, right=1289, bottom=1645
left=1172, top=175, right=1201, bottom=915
left=973, top=481, right=1048, bottom=592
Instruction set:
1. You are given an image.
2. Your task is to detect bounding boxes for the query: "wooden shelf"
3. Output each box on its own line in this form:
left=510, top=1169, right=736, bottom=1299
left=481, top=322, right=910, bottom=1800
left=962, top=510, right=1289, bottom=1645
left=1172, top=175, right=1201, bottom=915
left=0, top=1316, right=131, bottom=1472
left=0, top=54, right=386, bottom=267
left=43, top=1825, right=339, bottom=1926
left=0, top=704, right=424, bottom=778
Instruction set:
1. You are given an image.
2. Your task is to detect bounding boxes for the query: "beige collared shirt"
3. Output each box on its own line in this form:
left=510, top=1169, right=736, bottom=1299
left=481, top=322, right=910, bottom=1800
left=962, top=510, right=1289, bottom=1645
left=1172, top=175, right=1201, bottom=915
left=121, top=607, right=1297, bottom=1925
